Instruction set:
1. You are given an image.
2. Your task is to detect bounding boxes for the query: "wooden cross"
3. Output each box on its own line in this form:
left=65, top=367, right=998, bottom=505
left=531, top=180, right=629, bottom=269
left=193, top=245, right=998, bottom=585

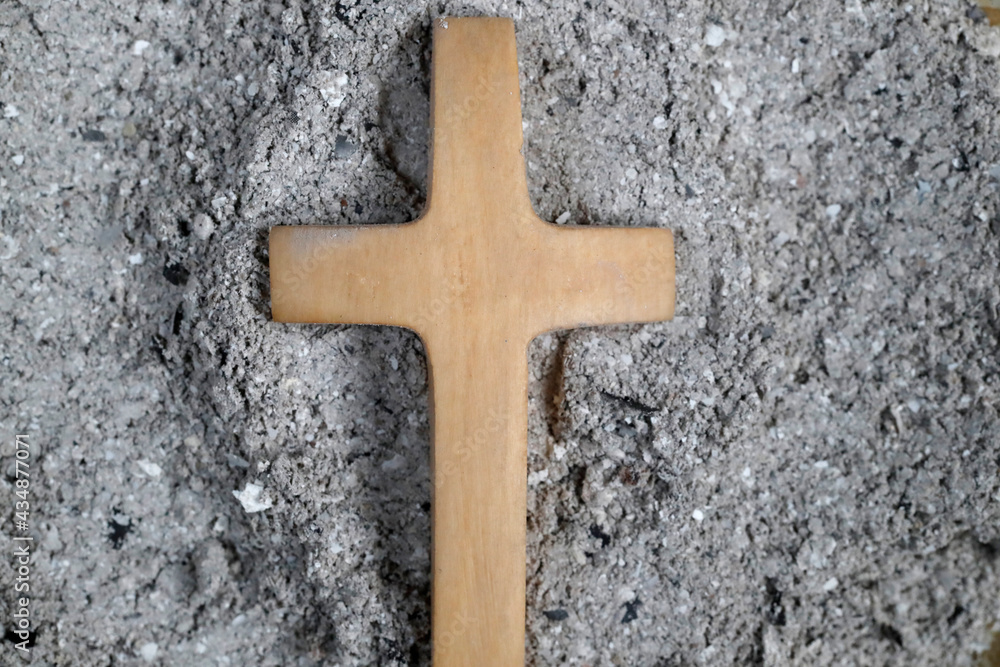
left=269, top=17, right=674, bottom=665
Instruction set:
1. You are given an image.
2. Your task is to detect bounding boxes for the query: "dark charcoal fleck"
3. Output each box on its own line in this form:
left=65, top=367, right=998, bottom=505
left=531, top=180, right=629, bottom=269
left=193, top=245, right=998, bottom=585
left=334, top=134, right=357, bottom=158
left=81, top=129, right=106, bottom=142
left=621, top=598, right=642, bottom=624
left=163, top=262, right=190, bottom=286
left=878, top=623, right=903, bottom=647
left=966, top=4, right=987, bottom=21
left=172, top=303, right=184, bottom=335
left=590, top=524, right=611, bottom=548
left=543, top=609, right=569, bottom=621
left=946, top=605, right=964, bottom=625
left=107, top=516, right=133, bottom=549
left=600, top=391, right=658, bottom=414
left=764, top=577, right=786, bottom=626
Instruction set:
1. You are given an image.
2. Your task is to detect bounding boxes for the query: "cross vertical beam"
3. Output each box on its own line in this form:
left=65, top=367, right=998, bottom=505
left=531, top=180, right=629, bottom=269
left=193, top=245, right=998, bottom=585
left=427, top=17, right=531, bottom=222
left=269, top=17, right=674, bottom=665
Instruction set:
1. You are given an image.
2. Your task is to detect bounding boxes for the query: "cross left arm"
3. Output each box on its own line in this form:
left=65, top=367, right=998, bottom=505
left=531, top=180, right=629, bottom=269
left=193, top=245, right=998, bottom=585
left=269, top=223, right=436, bottom=330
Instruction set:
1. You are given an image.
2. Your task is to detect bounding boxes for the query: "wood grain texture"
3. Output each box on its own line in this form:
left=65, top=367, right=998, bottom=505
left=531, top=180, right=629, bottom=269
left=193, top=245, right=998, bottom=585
left=269, top=16, right=674, bottom=665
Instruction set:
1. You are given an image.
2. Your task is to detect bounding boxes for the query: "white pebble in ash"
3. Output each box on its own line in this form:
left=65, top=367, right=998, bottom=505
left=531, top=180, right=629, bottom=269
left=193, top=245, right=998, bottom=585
left=823, top=577, right=839, bottom=592
left=132, top=40, right=151, bottom=56
left=3, top=105, right=19, bottom=119
left=12, top=154, right=24, bottom=166
left=555, top=211, right=571, bottom=224
left=652, top=115, right=668, bottom=130
left=825, top=204, right=842, bottom=220
left=381, top=453, right=407, bottom=472
left=705, top=25, right=726, bottom=48
left=692, top=509, right=705, bottom=523
left=128, top=253, right=144, bottom=265
left=316, top=71, right=349, bottom=107
left=140, top=643, right=158, bottom=661
left=137, top=460, right=162, bottom=478
left=233, top=482, right=273, bottom=513
left=192, top=213, right=215, bottom=240
left=0, top=235, right=20, bottom=260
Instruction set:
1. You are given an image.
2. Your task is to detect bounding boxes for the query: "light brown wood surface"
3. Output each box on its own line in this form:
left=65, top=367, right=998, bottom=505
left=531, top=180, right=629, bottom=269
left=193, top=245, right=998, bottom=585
left=270, top=17, right=674, bottom=665
left=978, top=0, right=1000, bottom=23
